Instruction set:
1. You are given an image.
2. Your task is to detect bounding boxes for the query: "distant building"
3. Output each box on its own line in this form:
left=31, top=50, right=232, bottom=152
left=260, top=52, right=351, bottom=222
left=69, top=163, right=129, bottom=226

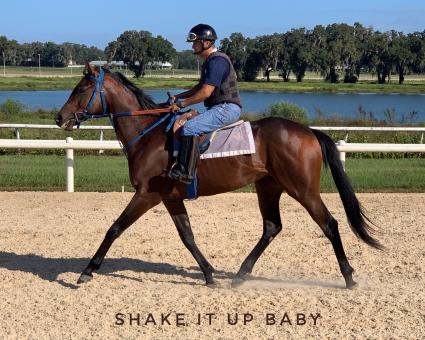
left=110, top=60, right=126, bottom=67
left=147, top=61, right=173, bottom=69
left=89, top=60, right=108, bottom=66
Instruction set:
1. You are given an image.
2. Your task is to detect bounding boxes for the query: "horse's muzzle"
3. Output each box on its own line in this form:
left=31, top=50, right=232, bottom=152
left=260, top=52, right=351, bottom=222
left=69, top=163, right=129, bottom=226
left=62, top=118, right=75, bottom=131
left=56, top=115, right=75, bottom=131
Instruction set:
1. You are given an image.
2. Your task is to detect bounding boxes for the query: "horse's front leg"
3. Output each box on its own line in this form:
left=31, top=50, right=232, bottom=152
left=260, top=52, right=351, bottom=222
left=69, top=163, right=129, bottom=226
left=163, top=199, right=215, bottom=286
left=77, top=192, right=161, bottom=284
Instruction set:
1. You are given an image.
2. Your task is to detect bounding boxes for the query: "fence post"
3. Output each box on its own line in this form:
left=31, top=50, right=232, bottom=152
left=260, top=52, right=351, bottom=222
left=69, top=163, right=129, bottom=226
left=338, top=140, right=346, bottom=171
left=15, top=128, right=21, bottom=154
left=99, top=129, right=104, bottom=154
left=66, top=137, right=74, bottom=192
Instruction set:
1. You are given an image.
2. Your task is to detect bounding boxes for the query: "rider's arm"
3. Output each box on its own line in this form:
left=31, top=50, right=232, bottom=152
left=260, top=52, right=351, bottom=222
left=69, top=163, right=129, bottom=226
left=174, top=82, right=203, bottom=100
left=179, top=84, right=215, bottom=107
left=169, top=84, right=215, bottom=112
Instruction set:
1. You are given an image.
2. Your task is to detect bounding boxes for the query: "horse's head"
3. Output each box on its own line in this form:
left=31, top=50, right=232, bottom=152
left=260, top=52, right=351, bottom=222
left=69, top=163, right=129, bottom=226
left=55, top=62, right=109, bottom=131
left=56, top=63, right=160, bottom=131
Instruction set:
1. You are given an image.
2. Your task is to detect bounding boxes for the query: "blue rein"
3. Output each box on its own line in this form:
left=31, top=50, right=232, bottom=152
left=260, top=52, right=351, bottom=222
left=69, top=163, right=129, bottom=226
left=75, top=69, right=177, bottom=151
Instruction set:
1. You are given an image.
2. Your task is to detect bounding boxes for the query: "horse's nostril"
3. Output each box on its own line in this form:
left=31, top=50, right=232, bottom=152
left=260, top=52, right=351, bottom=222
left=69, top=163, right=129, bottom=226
left=55, top=114, right=62, bottom=123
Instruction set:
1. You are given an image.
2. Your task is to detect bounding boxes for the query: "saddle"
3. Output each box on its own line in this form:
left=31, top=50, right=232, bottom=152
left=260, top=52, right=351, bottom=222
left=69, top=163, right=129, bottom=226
left=171, top=112, right=255, bottom=201
left=172, top=110, right=244, bottom=155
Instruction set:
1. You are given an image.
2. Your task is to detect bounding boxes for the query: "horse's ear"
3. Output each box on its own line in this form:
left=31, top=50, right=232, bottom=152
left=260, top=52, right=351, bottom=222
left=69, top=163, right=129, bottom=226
left=84, top=61, right=95, bottom=76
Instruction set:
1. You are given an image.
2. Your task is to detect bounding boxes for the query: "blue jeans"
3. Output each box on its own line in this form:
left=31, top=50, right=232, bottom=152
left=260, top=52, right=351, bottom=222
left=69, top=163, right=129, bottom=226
left=182, top=103, right=241, bottom=136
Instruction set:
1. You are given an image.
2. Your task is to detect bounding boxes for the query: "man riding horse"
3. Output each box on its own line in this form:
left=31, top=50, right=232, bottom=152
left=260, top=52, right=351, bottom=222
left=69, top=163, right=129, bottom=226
left=168, top=24, right=242, bottom=184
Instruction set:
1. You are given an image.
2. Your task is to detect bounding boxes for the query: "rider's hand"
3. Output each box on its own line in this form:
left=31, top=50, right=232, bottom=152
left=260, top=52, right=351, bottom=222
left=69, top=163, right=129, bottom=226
left=169, top=103, right=181, bottom=113
left=169, top=101, right=185, bottom=113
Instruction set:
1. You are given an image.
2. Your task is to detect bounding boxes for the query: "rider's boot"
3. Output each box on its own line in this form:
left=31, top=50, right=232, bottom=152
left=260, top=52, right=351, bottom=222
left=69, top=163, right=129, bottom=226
left=169, top=135, right=199, bottom=184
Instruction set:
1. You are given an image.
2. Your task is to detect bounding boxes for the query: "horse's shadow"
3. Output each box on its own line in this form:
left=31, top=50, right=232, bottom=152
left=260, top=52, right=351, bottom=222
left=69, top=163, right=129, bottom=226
left=0, top=251, right=232, bottom=289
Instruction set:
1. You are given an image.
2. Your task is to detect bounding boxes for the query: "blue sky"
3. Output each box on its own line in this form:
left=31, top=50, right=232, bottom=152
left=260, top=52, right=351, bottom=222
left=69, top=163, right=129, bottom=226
left=1, top=0, right=424, bottom=51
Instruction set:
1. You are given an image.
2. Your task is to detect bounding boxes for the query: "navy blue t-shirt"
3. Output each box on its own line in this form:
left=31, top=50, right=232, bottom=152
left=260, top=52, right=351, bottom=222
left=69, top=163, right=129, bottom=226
left=202, top=56, right=230, bottom=87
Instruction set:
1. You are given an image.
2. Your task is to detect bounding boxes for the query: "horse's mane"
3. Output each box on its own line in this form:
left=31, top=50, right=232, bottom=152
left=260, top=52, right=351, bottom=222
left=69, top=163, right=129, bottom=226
left=107, top=70, right=159, bottom=110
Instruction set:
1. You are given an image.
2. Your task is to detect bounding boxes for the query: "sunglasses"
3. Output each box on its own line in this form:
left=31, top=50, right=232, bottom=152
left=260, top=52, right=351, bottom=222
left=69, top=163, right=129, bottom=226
left=186, top=32, right=198, bottom=42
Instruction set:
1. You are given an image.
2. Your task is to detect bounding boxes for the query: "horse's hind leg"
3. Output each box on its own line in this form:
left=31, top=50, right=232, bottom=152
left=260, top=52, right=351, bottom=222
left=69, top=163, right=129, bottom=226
left=78, top=192, right=162, bottom=284
left=163, top=199, right=215, bottom=286
left=232, top=176, right=283, bottom=287
left=297, top=193, right=357, bottom=289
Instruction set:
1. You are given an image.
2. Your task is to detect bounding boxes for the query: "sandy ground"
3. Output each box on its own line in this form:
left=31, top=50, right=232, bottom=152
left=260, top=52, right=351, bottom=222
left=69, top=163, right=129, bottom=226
left=0, top=192, right=424, bottom=339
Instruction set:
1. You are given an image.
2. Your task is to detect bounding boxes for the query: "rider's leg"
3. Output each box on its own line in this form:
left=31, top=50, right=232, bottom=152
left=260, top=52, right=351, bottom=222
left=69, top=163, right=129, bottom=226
left=169, top=135, right=199, bottom=184
left=169, top=103, right=241, bottom=184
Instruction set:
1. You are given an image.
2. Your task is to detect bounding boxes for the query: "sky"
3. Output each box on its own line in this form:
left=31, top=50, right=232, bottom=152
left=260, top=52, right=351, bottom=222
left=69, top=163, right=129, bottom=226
left=1, top=0, right=425, bottom=51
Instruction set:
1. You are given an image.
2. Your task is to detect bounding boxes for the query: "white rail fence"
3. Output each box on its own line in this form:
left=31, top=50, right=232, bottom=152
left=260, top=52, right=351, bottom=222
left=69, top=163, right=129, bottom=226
left=1, top=124, right=425, bottom=143
left=1, top=137, right=425, bottom=192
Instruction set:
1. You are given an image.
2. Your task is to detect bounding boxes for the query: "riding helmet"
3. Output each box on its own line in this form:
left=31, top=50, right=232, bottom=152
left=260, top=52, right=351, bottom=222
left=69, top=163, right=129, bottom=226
left=187, top=24, right=217, bottom=42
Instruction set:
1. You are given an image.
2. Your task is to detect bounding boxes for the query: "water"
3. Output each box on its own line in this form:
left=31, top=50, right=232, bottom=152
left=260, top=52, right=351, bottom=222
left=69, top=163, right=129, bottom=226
left=0, top=89, right=424, bottom=121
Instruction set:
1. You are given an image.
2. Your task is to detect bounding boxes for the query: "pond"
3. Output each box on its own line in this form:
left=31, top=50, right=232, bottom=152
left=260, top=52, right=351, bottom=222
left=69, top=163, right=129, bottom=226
left=0, top=89, right=424, bottom=122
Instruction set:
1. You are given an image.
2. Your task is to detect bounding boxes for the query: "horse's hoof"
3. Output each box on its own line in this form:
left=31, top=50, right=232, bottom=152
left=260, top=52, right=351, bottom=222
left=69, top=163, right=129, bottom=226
left=206, top=281, right=218, bottom=289
left=77, top=273, right=93, bottom=284
left=231, top=277, right=245, bottom=288
left=346, top=280, right=358, bottom=290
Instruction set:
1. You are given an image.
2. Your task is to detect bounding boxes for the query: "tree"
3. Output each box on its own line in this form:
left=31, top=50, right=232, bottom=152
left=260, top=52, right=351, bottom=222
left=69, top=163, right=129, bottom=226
left=175, top=50, right=198, bottom=70
left=242, top=38, right=262, bottom=81
left=353, top=23, right=374, bottom=81
left=408, top=31, right=425, bottom=74
left=277, top=33, right=291, bottom=82
left=310, top=24, right=360, bottom=83
left=389, top=31, right=414, bottom=84
left=149, top=35, right=176, bottom=67
left=325, top=24, right=358, bottom=83
left=220, top=32, right=247, bottom=79
left=256, top=34, right=282, bottom=81
left=106, top=30, right=175, bottom=77
left=286, top=28, right=312, bottom=82
left=368, top=31, right=392, bottom=84
left=310, top=25, right=331, bottom=81
left=0, top=36, right=20, bottom=66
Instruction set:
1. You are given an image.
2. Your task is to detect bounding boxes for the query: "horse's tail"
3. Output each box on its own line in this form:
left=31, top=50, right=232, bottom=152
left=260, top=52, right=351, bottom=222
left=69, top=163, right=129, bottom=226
left=311, top=129, right=383, bottom=250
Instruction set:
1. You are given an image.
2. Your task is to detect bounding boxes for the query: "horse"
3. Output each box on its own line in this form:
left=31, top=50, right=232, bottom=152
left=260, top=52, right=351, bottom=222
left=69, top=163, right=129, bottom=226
left=55, top=63, right=382, bottom=289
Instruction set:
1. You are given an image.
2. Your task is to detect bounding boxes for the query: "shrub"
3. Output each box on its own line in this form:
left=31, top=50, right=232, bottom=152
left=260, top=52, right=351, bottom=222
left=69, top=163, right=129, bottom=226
left=265, top=101, right=309, bottom=124
left=0, top=99, right=26, bottom=117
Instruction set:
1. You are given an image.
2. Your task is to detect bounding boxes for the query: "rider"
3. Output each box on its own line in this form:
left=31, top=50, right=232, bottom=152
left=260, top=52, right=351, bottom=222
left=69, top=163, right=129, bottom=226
left=168, top=23, right=242, bottom=184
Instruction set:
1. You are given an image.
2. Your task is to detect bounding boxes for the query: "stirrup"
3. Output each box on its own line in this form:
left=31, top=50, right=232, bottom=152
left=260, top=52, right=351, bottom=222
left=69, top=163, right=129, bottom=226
left=169, top=162, right=193, bottom=183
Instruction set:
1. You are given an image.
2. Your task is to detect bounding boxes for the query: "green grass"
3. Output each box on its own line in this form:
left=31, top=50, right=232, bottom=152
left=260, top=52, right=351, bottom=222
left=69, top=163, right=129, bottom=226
left=238, top=79, right=425, bottom=94
left=1, top=73, right=425, bottom=93
left=0, top=76, right=80, bottom=90
left=320, top=158, right=425, bottom=192
left=1, top=155, right=424, bottom=192
left=0, top=154, right=131, bottom=192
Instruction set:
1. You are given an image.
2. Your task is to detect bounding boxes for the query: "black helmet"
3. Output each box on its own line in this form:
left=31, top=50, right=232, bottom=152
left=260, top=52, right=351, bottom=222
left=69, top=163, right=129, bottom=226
left=187, top=24, right=217, bottom=42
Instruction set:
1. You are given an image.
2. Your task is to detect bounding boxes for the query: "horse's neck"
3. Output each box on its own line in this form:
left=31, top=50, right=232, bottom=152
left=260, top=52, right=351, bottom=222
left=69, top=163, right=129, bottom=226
left=107, top=89, right=161, bottom=149
left=107, top=86, right=143, bottom=113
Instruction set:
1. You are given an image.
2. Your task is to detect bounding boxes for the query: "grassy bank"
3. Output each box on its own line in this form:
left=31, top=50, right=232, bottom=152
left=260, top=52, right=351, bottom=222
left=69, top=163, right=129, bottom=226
left=0, top=155, right=424, bottom=192
left=1, top=100, right=423, bottom=160
left=1, top=75, right=425, bottom=93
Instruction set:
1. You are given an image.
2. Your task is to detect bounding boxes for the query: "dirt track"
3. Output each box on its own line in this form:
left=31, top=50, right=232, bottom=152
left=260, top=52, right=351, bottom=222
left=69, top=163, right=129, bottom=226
left=0, top=192, right=424, bottom=339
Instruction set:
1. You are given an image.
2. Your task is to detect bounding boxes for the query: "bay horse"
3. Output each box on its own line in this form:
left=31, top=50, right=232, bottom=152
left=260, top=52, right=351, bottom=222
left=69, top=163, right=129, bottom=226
left=55, top=64, right=382, bottom=289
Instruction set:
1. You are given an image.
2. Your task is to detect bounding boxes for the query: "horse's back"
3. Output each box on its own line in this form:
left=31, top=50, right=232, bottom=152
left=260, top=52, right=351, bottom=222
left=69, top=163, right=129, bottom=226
left=250, top=117, right=321, bottom=154
left=249, top=117, right=324, bottom=194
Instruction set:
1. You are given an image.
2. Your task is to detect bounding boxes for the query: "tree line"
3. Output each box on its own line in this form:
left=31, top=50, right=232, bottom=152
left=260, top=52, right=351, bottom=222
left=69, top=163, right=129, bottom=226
left=0, top=36, right=105, bottom=68
left=221, top=23, right=425, bottom=84
left=1, top=22, right=425, bottom=83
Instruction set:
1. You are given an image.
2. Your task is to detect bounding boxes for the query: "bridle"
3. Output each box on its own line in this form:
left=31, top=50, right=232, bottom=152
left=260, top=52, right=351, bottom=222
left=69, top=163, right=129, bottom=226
left=73, top=68, right=178, bottom=151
